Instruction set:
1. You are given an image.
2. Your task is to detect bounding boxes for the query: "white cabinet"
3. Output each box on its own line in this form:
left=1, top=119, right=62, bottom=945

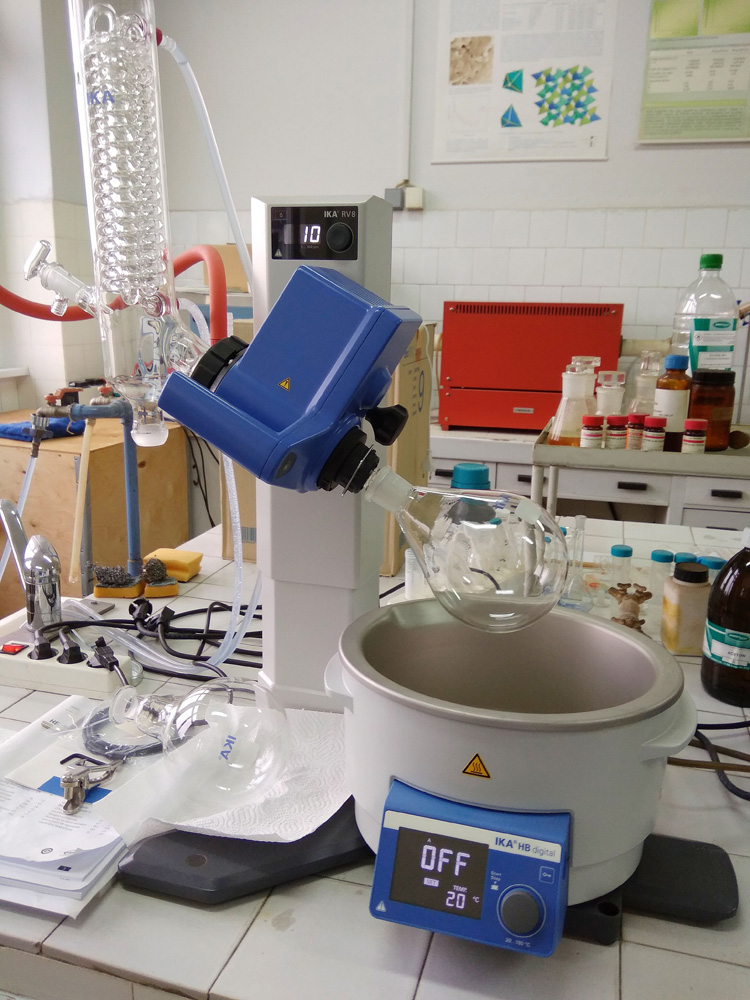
left=429, top=426, right=750, bottom=527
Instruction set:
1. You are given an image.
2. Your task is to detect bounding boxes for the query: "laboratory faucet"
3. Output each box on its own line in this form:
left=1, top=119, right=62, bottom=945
left=0, top=499, right=62, bottom=632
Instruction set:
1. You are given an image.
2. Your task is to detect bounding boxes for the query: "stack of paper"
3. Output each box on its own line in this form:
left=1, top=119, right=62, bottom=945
left=0, top=777, right=126, bottom=899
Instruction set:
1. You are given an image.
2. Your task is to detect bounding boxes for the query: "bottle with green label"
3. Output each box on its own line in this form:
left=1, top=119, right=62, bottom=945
left=670, top=253, right=739, bottom=372
left=701, top=527, right=750, bottom=707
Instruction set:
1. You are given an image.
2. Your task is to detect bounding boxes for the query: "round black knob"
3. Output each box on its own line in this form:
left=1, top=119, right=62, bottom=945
left=499, top=889, right=543, bottom=936
left=366, top=404, right=408, bottom=446
left=326, top=223, right=354, bottom=254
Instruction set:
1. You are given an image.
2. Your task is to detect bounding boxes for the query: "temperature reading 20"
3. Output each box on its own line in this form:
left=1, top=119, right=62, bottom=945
left=446, top=889, right=467, bottom=910
left=301, top=224, right=321, bottom=244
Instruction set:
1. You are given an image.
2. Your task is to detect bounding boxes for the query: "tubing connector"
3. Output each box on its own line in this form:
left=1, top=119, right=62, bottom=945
left=24, top=240, right=98, bottom=317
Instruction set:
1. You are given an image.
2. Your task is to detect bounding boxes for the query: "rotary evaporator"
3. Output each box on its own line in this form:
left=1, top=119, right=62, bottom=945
left=14, top=0, right=706, bottom=958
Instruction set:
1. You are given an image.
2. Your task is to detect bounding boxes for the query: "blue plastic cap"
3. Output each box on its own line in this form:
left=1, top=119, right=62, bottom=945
left=651, top=549, right=674, bottom=563
left=699, top=555, right=726, bottom=570
left=665, top=354, right=689, bottom=370
left=451, top=462, right=491, bottom=490
left=674, top=551, right=696, bottom=563
left=611, top=544, right=633, bottom=557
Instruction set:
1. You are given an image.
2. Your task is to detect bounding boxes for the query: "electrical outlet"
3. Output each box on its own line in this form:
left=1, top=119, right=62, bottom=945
left=404, top=186, right=424, bottom=210
left=0, top=609, right=138, bottom=697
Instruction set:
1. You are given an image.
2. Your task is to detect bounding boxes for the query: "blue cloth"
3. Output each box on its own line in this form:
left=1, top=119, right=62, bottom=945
left=0, top=418, right=86, bottom=441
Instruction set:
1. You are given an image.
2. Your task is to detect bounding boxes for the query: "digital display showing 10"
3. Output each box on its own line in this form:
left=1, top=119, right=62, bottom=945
left=389, top=827, right=487, bottom=920
left=300, top=224, right=321, bottom=245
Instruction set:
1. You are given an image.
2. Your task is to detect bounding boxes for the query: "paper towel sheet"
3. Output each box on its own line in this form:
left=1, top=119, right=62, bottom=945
left=138, top=708, right=349, bottom=843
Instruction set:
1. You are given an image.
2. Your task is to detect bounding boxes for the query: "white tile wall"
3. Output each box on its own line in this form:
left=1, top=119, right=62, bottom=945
left=162, top=206, right=750, bottom=424
left=0, top=199, right=100, bottom=411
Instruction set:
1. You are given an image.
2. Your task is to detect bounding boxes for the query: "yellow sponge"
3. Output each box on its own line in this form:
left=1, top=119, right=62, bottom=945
left=93, top=580, right=145, bottom=599
left=143, top=548, right=202, bottom=582
left=144, top=577, right=180, bottom=598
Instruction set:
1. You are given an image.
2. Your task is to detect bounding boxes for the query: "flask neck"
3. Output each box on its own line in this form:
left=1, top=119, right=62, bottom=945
left=361, top=465, right=413, bottom=515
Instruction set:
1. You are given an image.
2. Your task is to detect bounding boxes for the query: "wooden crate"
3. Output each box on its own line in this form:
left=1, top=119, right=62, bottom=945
left=0, top=410, right=188, bottom=619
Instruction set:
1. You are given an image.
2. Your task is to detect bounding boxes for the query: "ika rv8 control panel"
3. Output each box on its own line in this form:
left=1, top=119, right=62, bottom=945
left=370, top=781, right=571, bottom=956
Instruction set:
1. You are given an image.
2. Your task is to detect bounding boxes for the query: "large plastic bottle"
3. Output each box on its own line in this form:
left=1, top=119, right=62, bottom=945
left=701, top=528, right=750, bottom=707
left=670, top=253, right=739, bottom=372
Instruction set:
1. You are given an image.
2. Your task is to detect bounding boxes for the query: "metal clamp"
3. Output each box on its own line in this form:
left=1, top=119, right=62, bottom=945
left=60, top=758, right=121, bottom=814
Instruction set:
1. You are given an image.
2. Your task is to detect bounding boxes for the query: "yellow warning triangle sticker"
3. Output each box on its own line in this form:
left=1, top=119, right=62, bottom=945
left=462, top=754, right=491, bottom=779
left=278, top=378, right=291, bottom=390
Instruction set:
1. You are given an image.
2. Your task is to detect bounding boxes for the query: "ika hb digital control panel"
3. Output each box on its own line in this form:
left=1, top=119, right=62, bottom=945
left=370, top=780, right=571, bottom=957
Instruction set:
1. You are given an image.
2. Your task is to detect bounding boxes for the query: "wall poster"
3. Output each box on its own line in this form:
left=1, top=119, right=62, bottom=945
left=639, top=0, right=750, bottom=142
left=432, top=0, right=619, bottom=163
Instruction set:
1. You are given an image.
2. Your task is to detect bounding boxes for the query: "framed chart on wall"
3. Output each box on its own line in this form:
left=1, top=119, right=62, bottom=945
left=638, top=0, right=750, bottom=143
left=431, top=0, right=619, bottom=163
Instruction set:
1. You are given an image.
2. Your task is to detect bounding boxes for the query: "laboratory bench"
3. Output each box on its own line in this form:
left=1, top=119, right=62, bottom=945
left=1, top=521, right=750, bottom=1000
left=431, top=424, right=750, bottom=529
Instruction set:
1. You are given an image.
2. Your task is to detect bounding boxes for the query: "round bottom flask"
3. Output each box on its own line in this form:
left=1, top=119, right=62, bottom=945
left=109, top=680, right=290, bottom=809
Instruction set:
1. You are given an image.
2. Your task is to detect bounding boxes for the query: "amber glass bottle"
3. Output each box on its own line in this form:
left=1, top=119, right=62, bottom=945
left=688, top=370, right=735, bottom=451
left=653, top=355, right=692, bottom=452
left=701, top=529, right=750, bottom=707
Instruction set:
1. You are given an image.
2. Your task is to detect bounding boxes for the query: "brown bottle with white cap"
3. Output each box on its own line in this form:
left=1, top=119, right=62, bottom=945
left=702, top=528, right=750, bottom=706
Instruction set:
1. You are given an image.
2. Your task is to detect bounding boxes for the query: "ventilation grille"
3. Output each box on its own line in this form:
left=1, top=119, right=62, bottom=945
left=448, top=302, right=619, bottom=318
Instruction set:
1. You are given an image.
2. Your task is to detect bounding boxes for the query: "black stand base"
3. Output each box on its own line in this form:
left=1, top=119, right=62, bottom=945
left=118, top=801, right=739, bottom=945
left=564, top=834, right=739, bottom=945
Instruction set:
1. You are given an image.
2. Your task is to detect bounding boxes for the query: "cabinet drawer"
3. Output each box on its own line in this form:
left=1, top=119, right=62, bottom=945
left=496, top=463, right=540, bottom=495
left=681, top=508, right=749, bottom=530
left=557, top=468, right=671, bottom=505
left=683, top=476, right=750, bottom=510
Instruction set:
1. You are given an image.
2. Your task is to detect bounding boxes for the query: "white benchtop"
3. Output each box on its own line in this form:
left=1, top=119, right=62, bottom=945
left=1, top=522, right=749, bottom=1000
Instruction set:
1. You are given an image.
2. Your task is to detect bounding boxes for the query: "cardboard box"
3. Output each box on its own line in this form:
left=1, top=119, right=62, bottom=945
left=380, top=323, right=434, bottom=575
left=220, top=323, right=434, bottom=573
left=204, top=244, right=252, bottom=292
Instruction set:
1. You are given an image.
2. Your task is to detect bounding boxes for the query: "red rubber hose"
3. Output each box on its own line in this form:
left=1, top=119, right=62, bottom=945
left=0, top=244, right=229, bottom=341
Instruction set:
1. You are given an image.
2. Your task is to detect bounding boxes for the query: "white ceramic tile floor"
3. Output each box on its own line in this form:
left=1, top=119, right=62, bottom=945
left=0, top=948, right=132, bottom=1000
left=211, top=877, right=431, bottom=1000
left=0, top=685, right=32, bottom=714
left=415, top=932, right=619, bottom=1000
left=43, top=883, right=266, bottom=999
left=0, top=691, right=68, bottom=724
left=620, top=940, right=750, bottom=999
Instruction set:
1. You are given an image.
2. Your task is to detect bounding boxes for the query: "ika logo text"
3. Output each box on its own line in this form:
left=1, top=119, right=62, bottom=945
left=88, top=90, right=115, bottom=105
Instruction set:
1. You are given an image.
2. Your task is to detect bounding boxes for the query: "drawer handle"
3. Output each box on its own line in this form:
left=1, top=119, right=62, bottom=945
left=516, top=474, right=546, bottom=485
left=710, top=489, right=743, bottom=500
left=433, top=468, right=454, bottom=478
left=617, top=481, right=648, bottom=491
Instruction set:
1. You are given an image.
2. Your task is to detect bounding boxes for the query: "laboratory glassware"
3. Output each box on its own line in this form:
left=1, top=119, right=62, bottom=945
left=557, top=515, right=593, bottom=612
left=548, top=367, right=591, bottom=446
left=68, top=0, right=206, bottom=445
left=595, top=371, right=625, bottom=416
left=702, top=529, right=750, bottom=706
left=362, top=467, right=569, bottom=632
left=653, top=355, right=692, bottom=452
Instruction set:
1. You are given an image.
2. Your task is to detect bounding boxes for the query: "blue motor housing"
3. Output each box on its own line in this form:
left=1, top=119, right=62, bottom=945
left=159, top=266, right=422, bottom=493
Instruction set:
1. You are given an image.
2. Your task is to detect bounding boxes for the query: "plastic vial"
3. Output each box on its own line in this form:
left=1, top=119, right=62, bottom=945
left=653, top=355, right=692, bottom=452
left=701, top=527, right=750, bottom=706
left=548, top=369, right=590, bottom=446
left=580, top=414, right=604, bottom=448
left=641, top=415, right=666, bottom=452
left=625, top=413, right=646, bottom=451
left=698, top=555, right=727, bottom=583
left=674, top=551, right=697, bottom=565
left=661, top=561, right=710, bottom=655
left=688, top=370, right=735, bottom=452
left=610, top=544, right=633, bottom=587
left=682, top=418, right=708, bottom=454
left=670, top=253, right=739, bottom=372
left=603, top=414, right=627, bottom=449
left=648, top=549, right=674, bottom=607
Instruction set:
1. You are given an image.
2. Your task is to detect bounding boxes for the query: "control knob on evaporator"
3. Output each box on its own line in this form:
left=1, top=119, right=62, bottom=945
left=499, top=888, right=544, bottom=936
left=326, top=222, right=354, bottom=253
